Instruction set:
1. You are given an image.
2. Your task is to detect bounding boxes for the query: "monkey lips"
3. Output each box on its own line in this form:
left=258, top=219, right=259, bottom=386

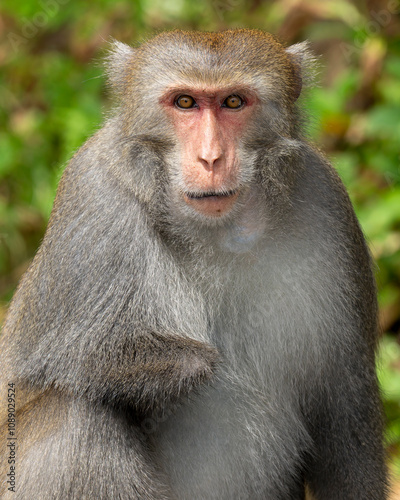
left=183, top=189, right=240, bottom=217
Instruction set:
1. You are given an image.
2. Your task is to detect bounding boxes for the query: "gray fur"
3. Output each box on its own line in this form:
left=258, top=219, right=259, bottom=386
left=0, top=30, right=387, bottom=499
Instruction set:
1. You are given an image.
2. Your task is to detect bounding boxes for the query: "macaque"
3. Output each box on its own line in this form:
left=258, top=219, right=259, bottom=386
left=0, top=29, right=388, bottom=499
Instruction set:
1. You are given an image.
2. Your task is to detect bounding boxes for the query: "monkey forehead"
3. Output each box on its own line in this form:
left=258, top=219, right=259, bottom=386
left=139, top=29, right=288, bottom=66
left=134, top=30, right=296, bottom=101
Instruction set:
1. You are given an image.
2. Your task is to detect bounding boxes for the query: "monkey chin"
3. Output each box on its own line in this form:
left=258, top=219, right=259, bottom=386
left=183, top=190, right=240, bottom=218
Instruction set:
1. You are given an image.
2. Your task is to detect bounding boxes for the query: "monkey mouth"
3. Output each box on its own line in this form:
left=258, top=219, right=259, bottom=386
left=183, top=189, right=240, bottom=217
left=185, top=189, right=239, bottom=200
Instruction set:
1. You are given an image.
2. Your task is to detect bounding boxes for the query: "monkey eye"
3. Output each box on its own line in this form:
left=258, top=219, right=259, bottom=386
left=175, top=95, right=196, bottom=109
left=223, top=95, right=243, bottom=109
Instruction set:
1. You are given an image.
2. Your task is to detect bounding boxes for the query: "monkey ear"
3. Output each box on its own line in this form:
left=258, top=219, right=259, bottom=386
left=285, top=41, right=318, bottom=101
left=104, top=39, right=137, bottom=98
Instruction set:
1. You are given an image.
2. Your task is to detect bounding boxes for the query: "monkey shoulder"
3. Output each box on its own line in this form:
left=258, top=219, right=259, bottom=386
left=293, top=145, right=366, bottom=241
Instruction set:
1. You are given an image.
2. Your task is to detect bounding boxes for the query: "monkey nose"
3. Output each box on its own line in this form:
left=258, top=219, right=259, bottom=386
left=198, top=141, right=224, bottom=170
left=198, top=154, right=223, bottom=170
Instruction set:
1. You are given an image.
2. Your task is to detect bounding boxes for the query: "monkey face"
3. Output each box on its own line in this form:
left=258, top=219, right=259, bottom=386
left=107, top=30, right=304, bottom=223
left=159, top=86, right=258, bottom=218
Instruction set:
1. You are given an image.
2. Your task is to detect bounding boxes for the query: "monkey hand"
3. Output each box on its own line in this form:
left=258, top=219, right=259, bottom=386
left=94, top=332, right=219, bottom=419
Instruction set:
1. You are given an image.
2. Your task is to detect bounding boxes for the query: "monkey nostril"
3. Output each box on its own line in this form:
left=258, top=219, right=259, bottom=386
left=199, top=155, right=222, bottom=170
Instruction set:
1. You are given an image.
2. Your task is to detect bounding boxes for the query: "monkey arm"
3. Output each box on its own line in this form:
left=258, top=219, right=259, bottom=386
left=303, top=360, right=388, bottom=500
left=2, top=265, right=219, bottom=416
left=81, top=330, right=219, bottom=417
left=288, top=149, right=388, bottom=499
left=3, top=308, right=219, bottom=419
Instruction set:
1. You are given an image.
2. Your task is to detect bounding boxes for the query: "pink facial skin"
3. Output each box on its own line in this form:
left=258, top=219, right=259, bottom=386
left=161, top=86, right=257, bottom=217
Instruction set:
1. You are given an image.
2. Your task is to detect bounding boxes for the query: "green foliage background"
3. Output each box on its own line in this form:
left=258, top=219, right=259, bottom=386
left=1, top=0, right=400, bottom=485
